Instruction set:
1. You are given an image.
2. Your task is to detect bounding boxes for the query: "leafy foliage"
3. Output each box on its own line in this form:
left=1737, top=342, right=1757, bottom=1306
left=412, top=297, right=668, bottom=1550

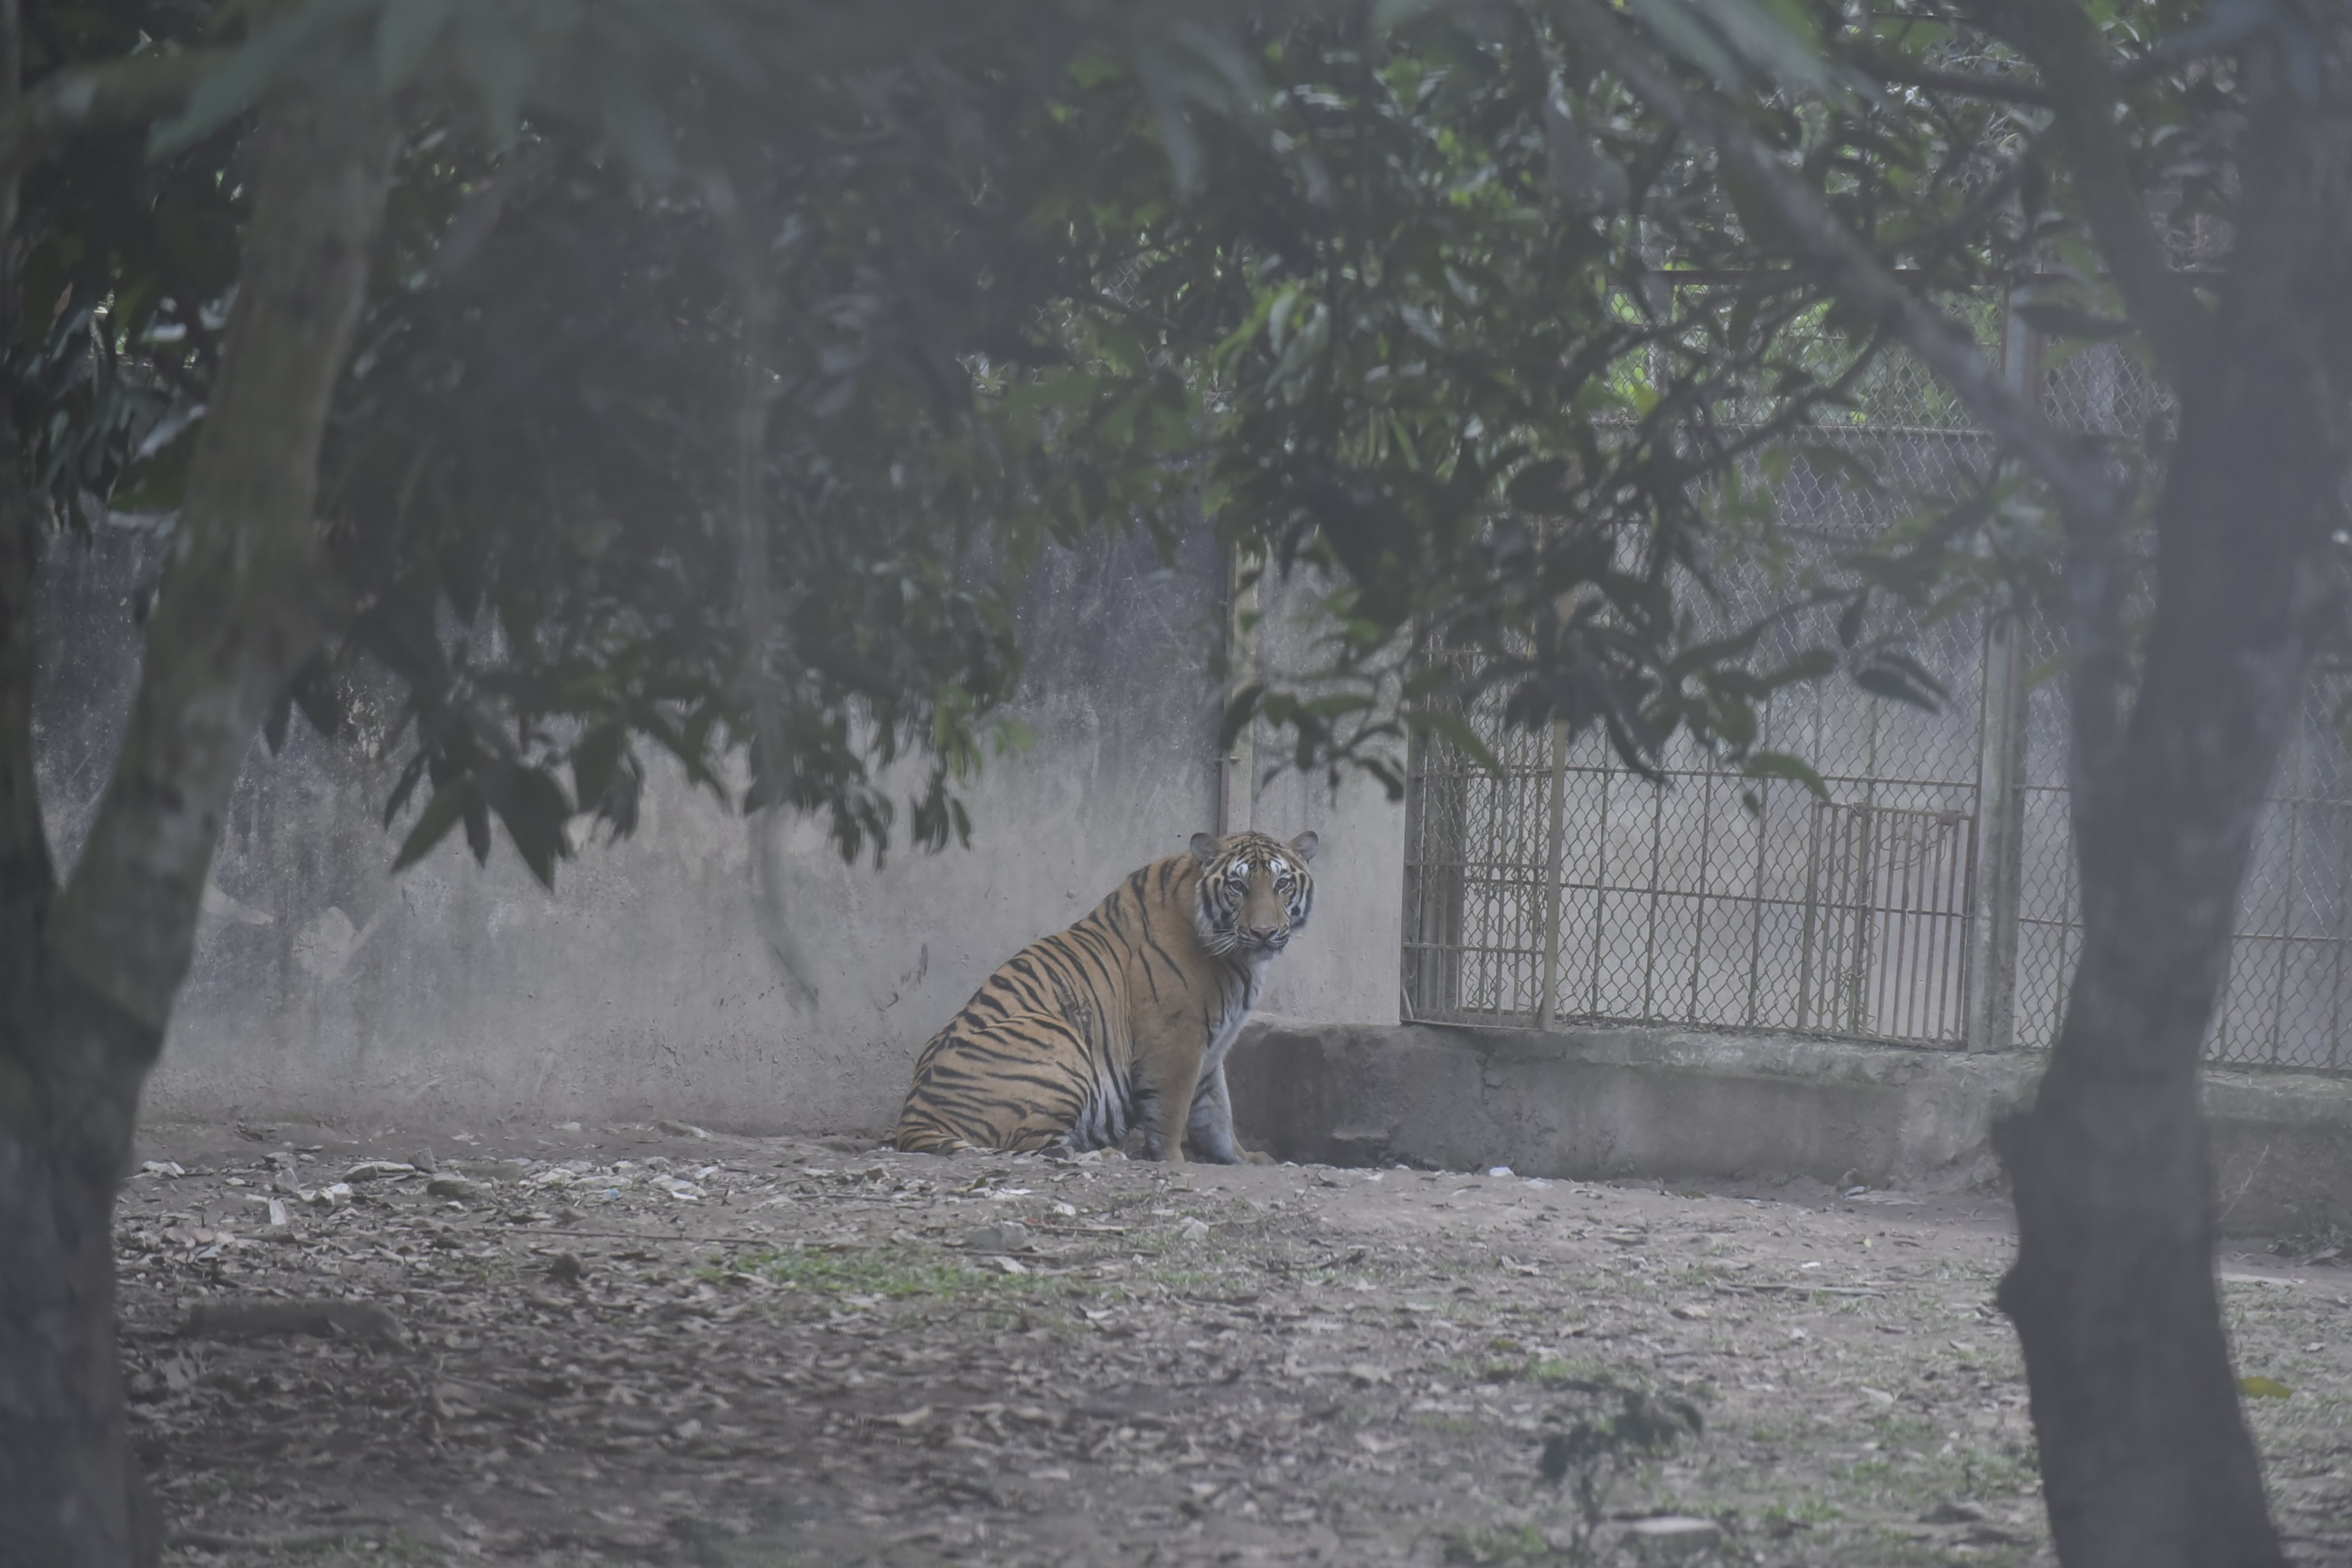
left=16, top=0, right=2276, bottom=882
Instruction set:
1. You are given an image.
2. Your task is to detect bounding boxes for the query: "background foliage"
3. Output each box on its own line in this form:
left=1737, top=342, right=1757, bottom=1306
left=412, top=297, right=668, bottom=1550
left=21, top=0, right=2244, bottom=872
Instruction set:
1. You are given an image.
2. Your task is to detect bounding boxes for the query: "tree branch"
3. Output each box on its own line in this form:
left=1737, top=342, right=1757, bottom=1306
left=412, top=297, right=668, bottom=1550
left=1849, top=47, right=2057, bottom=107
left=1556, top=0, right=2118, bottom=526
left=1966, top=1, right=2213, bottom=385
left=44, top=75, right=395, bottom=1076
left=0, top=0, right=53, bottom=1049
left=0, top=45, right=226, bottom=184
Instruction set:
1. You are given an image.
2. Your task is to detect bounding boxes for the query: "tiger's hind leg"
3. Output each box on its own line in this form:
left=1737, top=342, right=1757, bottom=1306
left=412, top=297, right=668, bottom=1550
left=897, top=1013, right=1115, bottom=1156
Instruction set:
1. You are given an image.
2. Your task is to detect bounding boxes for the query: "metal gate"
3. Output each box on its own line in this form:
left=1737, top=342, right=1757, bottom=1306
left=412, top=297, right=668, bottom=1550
left=1402, top=713, right=1982, bottom=1047
left=1400, top=297, right=2352, bottom=1068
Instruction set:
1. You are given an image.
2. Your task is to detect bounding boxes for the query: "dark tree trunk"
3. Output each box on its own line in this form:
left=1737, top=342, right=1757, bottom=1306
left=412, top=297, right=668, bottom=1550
left=0, top=73, right=393, bottom=1565
left=0, top=1082, right=160, bottom=1568
left=1995, top=49, right=2352, bottom=1568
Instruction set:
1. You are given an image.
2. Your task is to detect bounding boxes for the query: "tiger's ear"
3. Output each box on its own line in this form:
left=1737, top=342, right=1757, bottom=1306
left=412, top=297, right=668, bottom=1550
left=1289, top=830, right=1319, bottom=864
left=1190, top=832, right=1222, bottom=866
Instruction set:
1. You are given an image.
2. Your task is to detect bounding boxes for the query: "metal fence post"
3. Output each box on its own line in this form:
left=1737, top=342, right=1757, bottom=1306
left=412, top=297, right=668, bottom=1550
left=1216, top=541, right=1258, bottom=837
left=1963, top=287, right=2036, bottom=1052
left=1535, top=720, right=1569, bottom=1030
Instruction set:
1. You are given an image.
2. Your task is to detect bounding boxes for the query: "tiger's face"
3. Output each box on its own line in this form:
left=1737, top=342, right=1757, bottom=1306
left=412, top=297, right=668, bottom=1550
left=1189, top=829, right=1318, bottom=959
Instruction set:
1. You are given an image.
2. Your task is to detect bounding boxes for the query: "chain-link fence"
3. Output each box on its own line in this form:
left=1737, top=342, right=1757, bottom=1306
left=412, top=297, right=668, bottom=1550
left=1403, top=288, right=2352, bottom=1069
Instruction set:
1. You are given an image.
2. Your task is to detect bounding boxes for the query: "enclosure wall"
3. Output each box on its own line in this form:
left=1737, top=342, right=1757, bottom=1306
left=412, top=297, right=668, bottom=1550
left=36, top=528, right=1402, bottom=1133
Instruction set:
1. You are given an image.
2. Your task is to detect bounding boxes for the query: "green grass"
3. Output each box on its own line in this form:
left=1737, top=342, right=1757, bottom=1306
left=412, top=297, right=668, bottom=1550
left=1461, top=1353, right=1619, bottom=1388
left=713, top=1248, right=1048, bottom=1302
left=1762, top=1496, right=1847, bottom=1528
left=1440, top=1523, right=1566, bottom=1566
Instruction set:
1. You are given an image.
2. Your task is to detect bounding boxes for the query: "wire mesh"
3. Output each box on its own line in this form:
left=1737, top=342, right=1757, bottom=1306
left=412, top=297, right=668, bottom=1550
left=1403, top=310, right=1999, bottom=1045
left=1403, top=299, right=2352, bottom=1069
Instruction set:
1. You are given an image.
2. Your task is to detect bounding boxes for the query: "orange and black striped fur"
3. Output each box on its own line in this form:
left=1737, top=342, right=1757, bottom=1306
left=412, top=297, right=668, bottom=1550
left=893, top=829, right=1319, bottom=1163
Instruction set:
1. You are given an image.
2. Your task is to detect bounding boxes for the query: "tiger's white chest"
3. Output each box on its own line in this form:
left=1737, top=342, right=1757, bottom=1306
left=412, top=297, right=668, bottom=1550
left=1201, top=957, right=1268, bottom=1076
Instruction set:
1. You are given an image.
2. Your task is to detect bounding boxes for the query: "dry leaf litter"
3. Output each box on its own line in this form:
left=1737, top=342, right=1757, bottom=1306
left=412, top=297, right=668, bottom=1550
left=113, top=1119, right=2352, bottom=1566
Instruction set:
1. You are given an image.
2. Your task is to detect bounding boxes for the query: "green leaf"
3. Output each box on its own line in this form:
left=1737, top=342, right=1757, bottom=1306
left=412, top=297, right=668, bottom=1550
left=1837, top=594, right=1867, bottom=649
left=1741, top=749, right=1828, bottom=800
left=374, top=0, right=454, bottom=92
left=1763, top=647, right=1840, bottom=689
left=1411, top=705, right=1504, bottom=777
left=1853, top=653, right=1946, bottom=710
left=150, top=0, right=378, bottom=158
left=393, top=776, right=481, bottom=871
left=2239, top=1376, right=2293, bottom=1400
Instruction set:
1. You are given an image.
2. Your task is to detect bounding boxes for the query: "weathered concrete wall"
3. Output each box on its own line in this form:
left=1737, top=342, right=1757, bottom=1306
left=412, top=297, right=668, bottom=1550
left=1228, top=1018, right=2352, bottom=1234
left=1229, top=1017, right=2036, bottom=1189
left=1240, top=561, right=1405, bottom=1025
left=35, top=528, right=1403, bottom=1133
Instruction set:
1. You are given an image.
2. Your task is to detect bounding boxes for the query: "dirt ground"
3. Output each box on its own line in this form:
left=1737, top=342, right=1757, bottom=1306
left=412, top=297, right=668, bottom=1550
left=118, top=1117, right=2352, bottom=1568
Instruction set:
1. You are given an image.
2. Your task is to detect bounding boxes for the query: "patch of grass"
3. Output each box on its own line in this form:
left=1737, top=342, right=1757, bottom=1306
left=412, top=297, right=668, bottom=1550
left=1441, top=1523, right=1565, bottom=1566
left=1762, top=1496, right=1846, bottom=1528
left=2272, top=1200, right=2351, bottom=1259
left=258, top=1530, right=447, bottom=1565
left=716, top=1248, right=1045, bottom=1301
left=1468, top=1354, right=1617, bottom=1388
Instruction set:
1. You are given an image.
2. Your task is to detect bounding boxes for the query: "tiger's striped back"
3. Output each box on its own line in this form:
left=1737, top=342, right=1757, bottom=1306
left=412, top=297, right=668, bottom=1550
left=893, top=829, right=1318, bottom=1161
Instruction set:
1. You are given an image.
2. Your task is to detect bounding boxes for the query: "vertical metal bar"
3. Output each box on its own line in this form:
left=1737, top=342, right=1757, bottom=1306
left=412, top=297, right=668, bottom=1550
left=1640, top=780, right=1667, bottom=1017
left=1400, top=723, right=1424, bottom=1021
left=1888, top=812, right=1915, bottom=1036
left=1946, top=815, right=1974, bottom=1041
left=1849, top=808, right=1876, bottom=1034
left=1589, top=764, right=1612, bottom=1012
left=1745, top=706, right=1774, bottom=1028
left=1798, top=802, right=1825, bottom=1029
left=1690, top=767, right=1716, bottom=1021
left=1536, top=720, right=1570, bottom=1031
left=2269, top=797, right=2299, bottom=1065
left=1952, top=809, right=1978, bottom=1044
left=1216, top=542, right=1258, bottom=838
left=2323, top=808, right=2342, bottom=1067
left=2056, top=855, right=2076, bottom=1046
left=1963, top=288, right=2037, bottom=1051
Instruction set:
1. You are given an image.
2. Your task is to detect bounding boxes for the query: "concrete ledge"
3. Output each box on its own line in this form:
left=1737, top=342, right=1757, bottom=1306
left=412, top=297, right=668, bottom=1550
left=1228, top=1016, right=2352, bottom=1235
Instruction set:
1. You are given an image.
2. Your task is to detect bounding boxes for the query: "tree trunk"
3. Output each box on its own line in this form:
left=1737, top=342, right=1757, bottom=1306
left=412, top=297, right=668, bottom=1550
left=1995, top=53, right=2352, bottom=1568
left=0, top=75, right=393, bottom=1567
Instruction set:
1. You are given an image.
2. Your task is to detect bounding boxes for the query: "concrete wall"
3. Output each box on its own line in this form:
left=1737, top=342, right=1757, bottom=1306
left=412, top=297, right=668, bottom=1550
left=1229, top=1016, right=2352, bottom=1235
left=35, top=529, right=1403, bottom=1133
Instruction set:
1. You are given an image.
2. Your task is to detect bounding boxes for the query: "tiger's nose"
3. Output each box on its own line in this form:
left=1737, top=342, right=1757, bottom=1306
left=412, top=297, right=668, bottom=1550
left=1248, top=923, right=1282, bottom=942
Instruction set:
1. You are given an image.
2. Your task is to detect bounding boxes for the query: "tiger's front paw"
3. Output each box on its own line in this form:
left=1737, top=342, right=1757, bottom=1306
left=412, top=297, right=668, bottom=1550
left=1243, top=1149, right=1276, bottom=1166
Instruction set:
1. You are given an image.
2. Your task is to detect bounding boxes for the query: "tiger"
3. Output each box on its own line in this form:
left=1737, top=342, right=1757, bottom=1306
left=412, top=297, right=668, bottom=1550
left=892, top=828, right=1319, bottom=1163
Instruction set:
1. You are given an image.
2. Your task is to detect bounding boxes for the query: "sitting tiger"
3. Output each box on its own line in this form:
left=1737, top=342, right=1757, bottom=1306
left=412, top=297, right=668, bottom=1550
left=893, top=829, right=1318, bottom=1163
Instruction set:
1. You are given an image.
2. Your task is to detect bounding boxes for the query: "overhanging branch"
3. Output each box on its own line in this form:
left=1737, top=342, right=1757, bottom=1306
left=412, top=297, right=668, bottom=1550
left=0, top=47, right=226, bottom=184
left=1555, top=0, right=2118, bottom=526
left=1967, top=0, right=2214, bottom=385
